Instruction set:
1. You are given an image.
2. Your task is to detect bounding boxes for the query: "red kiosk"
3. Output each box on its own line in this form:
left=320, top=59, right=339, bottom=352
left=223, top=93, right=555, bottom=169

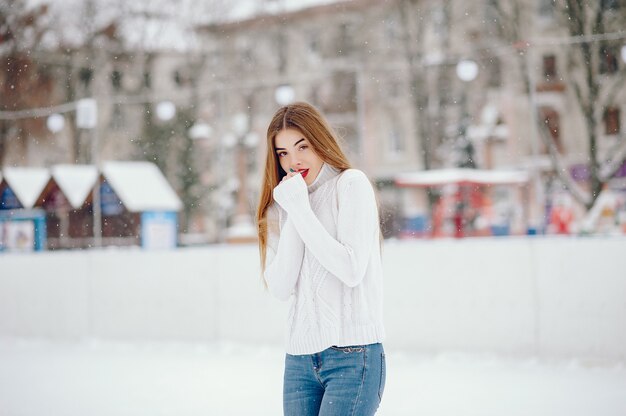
left=394, top=168, right=530, bottom=238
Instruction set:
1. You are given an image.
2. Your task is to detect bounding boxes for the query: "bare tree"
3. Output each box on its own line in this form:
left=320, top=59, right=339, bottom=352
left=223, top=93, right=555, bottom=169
left=491, top=0, right=626, bottom=210
left=557, top=0, right=626, bottom=208
left=0, top=1, right=54, bottom=166
left=125, top=0, right=231, bottom=233
left=397, top=0, right=436, bottom=171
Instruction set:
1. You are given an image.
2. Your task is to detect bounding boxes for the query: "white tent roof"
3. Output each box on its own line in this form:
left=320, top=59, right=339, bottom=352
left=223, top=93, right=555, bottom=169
left=228, top=0, right=346, bottom=22
left=395, top=168, right=530, bottom=187
left=101, top=161, right=182, bottom=212
left=1, top=167, right=51, bottom=209
left=50, top=164, right=99, bottom=209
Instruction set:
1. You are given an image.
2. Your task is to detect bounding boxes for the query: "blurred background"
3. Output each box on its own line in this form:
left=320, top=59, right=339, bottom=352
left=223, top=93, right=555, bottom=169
left=0, top=0, right=625, bottom=415
left=1, top=0, right=625, bottom=247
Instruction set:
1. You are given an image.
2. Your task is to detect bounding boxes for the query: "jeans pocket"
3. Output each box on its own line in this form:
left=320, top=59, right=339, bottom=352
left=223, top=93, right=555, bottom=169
left=330, top=345, right=365, bottom=353
left=378, top=352, right=386, bottom=401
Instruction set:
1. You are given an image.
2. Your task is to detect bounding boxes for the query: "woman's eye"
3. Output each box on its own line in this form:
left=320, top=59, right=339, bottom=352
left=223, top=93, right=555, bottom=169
left=299, top=145, right=308, bottom=151
left=277, top=152, right=286, bottom=157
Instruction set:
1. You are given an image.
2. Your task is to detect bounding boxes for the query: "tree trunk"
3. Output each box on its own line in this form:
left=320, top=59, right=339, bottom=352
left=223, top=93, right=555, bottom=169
left=0, top=120, right=8, bottom=167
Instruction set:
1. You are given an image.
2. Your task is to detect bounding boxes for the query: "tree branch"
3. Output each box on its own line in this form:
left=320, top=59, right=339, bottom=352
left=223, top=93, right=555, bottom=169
left=592, top=1, right=604, bottom=36
left=536, top=109, right=592, bottom=207
left=490, top=1, right=517, bottom=42
left=605, top=69, right=626, bottom=105
left=599, top=136, right=626, bottom=182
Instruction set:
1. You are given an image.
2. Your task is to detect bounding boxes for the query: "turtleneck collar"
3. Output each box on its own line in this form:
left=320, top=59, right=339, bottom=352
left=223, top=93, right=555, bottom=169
left=307, top=163, right=341, bottom=194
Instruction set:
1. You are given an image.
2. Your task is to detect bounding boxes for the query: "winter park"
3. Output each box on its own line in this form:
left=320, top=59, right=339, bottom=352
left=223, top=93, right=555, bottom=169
left=1, top=0, right=626, bottom=415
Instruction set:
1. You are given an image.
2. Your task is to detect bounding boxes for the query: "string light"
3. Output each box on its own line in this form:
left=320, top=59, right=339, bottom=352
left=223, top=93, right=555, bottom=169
left=1, top=30, right=625, bottom=122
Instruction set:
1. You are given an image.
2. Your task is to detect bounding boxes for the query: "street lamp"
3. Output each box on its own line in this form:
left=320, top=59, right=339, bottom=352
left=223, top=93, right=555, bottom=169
left=455, top=59, right=479, bottom=169
left=76, top=98, right=102, bottom=247
left=456, top=59, right=479, bottom=82
left=449, top=59, right=480, bottom=238
left=275, top=84, right=295, bottom=106
left=46, top=113, right=65, bottom=133
left=467, top=104, right=509, bottom=169
left=155, top=100, right=176, bottom=122
left=189, top=121, right=213, bottom=141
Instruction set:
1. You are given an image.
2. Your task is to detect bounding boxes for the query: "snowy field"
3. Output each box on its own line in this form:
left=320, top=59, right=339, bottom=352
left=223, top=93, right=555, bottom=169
left=2, top=239, right=625, bottom=414
left=1, top=339, right=625, bottom=416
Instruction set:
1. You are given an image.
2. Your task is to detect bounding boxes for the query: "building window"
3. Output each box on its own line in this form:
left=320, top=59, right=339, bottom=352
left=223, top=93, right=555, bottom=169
left=79, top=67, right=93, bottom=88
left=540, top=107, right=562, bottom=153
left=309, top=85, right=320, bottom=107
left=336, top=23, right=354, bottom=56
left=143, top=71, right=151, bottom=89
left=599, top=46, right=619, bottom=74
left=539, top=0, right=556, bottom=17
left=387, top=78, right=401, bottom=99
left=601, top=0, right=620, bottom=11
left=542, top=55, right=557, bottom=81
left=173, top=70, right=182, bottom=86
left=110, top=70, right=122, bottom=91
left=308, top=31, right=319, bottom=55
left=604, top=107, right=620, bottom=135
left=384, top=12, right=402, bottom=43
left=388, top=125, right=405, bottom=155
left=110, top=103, right=125, bottom=130
left=243, top=47, right=254, bottom=66
left=173, top=69, right=192, bottom=87
left=487, top=58, right=501, bottom=88
left=275, top=32, right=287, bottom=73
left=433, top=4, right=448, bottom=36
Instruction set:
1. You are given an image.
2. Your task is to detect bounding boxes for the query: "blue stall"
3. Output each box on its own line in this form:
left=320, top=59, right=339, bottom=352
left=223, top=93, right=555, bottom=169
left=0, top=168, right=50, bottom=252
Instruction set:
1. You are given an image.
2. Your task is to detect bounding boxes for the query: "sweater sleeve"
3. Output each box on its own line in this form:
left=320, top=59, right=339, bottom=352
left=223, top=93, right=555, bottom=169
left=273, top=170, right=379, bottom=288
left=263, top=204, right=305, bottom=301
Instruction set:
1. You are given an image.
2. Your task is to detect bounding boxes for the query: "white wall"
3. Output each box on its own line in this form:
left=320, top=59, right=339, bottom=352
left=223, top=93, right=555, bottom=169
left=0, top=237, right=624, bottom=360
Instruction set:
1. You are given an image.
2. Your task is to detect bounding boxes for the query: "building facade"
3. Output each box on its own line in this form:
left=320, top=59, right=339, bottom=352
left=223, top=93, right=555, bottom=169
left=2, top=0, right=625, bottom=240
left=193, top=0, right=626, bottom=236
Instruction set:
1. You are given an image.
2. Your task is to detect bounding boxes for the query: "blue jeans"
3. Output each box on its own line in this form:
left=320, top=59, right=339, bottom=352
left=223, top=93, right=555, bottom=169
left=283, top=343, right=386, bottom=416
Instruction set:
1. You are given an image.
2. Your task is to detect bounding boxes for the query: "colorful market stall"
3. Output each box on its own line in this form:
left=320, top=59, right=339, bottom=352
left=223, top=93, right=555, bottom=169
left=101, top=161, right=182, bottom=249
left=37, top=165, right=99, bottom=249
left=0, top=168, right=50, bottom=252
left=394, top=168, right=530, bottom=238
left=1, top=161, right=182, bottom=252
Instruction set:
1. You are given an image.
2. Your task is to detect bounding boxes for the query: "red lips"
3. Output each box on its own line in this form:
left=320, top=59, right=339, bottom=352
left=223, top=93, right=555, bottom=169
left=298, top=169, right=309, bottom=178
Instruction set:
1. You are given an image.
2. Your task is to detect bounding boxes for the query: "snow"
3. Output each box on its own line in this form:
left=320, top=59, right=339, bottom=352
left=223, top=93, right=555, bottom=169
left=1, top=167, right=50, bottom=209
left=50, top=164, right=98, bottom=209
left=1, top=238, right=625, bottom=414
left=101, top=161, right=182, bottom=212
left=395, top=168, right=529, bottom=187
left=0, top=162, right=180, bottom=212
left=228, top=0, right=349, bottom=22
left=0, top=339, right=625, bottom=416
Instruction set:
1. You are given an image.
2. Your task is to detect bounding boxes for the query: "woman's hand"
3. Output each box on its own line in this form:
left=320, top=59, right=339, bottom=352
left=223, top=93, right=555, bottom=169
left=280, top=170, right=300, bottom=184
left=273, top=169, right=308, bottom=212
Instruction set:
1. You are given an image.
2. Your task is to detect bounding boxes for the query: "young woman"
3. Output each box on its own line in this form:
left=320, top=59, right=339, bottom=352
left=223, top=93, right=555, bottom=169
left=256, top=102, right=386, bottom=415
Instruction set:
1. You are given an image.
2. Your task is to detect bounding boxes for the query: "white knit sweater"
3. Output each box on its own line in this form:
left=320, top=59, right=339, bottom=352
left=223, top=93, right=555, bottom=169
left=265, top=163, right=385, bottom=355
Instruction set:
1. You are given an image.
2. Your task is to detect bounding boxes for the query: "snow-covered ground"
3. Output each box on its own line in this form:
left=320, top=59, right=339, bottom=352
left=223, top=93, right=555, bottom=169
left=1, top=339, right=625, bottom=416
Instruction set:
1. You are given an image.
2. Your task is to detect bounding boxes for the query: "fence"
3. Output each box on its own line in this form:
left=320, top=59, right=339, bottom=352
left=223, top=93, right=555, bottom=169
left=0, top=237, right=624, bottom=360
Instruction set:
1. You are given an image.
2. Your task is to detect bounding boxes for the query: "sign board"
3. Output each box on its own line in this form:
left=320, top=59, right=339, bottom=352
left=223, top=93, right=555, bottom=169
left=76, top=98, right=97, bottom=129
left=1, top=220, right=35, bottom=252
left=141, top=211, right=177, bottom=250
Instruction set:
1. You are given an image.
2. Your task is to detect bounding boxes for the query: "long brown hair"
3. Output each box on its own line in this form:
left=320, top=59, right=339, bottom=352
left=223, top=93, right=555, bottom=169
left=256, top=102, right=352, bottom=272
